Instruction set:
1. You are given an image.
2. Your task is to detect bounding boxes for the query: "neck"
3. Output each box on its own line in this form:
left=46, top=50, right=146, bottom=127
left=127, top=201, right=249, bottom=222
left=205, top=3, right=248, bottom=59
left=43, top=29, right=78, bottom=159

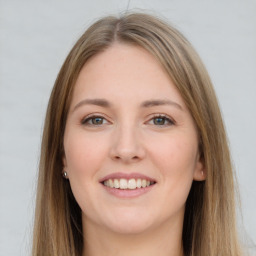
left=82, top=217, right=184, bottom=256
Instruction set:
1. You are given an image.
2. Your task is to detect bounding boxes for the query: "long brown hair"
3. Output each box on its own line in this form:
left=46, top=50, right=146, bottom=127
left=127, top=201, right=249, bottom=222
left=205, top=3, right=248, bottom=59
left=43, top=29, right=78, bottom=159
left=32, top=12, right=243, bottom=256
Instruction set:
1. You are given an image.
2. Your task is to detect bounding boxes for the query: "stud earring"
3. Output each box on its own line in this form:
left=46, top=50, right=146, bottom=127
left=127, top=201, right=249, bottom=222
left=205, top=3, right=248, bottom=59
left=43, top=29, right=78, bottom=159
left=62, top=171, right=68, bottom=179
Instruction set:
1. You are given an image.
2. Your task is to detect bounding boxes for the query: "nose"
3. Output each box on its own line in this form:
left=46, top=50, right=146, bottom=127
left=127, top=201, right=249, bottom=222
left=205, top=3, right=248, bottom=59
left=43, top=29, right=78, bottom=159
left=109, top=124, right=146, bottom=164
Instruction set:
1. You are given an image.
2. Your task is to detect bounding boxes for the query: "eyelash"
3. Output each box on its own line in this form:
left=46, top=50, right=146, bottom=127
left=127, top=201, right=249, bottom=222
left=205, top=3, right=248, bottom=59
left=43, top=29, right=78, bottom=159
left=81, top=115, right=108, bottom=126
left=81, top=114, right=175, bottom=127
left=148, top=114, right=175, bottom=126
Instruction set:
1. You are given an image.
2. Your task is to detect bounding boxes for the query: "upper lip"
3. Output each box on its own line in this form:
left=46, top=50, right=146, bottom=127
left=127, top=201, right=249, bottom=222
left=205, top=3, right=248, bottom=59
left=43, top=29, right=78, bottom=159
left=99, top=172, right=157, bottom=183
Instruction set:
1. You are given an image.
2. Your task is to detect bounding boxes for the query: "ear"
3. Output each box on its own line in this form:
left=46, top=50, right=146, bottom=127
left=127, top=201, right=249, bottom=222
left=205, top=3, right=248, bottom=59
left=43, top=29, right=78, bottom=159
left=193, top=155, right=206, bottom=181
left=62, top=155, right=67, bottom=168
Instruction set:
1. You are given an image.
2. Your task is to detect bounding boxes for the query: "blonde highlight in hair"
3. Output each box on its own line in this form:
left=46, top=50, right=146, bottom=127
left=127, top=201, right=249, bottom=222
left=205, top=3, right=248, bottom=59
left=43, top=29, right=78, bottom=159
left=32, top=13, right=243, bottom=256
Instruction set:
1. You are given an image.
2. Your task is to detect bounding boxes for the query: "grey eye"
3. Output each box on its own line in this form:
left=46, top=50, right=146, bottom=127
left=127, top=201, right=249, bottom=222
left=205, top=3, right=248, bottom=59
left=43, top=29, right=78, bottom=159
left=153, top=117, right=166, bottom=125
left=91, top=117, right=104, bottom=125
left=148, top=115, right=175, bottom=126
left=82, top=116, right=107, bottom=126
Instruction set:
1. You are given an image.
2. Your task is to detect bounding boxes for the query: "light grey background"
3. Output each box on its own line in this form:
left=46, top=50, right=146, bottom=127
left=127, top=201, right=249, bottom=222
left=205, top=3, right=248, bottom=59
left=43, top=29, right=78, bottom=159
left=0, top=0, right=255, bottom=255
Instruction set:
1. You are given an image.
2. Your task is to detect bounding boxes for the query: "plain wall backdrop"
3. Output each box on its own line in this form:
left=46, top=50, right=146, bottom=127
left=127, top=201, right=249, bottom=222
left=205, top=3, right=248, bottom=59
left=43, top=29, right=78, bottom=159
left=0, top=0, right=255, bottom=255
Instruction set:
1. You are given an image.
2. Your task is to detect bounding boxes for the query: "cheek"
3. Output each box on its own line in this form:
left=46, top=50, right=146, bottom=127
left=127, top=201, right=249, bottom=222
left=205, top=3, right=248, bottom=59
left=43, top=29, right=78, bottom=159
left=148, top=133, right=198, bottom=203
left=64, top=131, right=108, bottom=176
left=63, top=131, right=108, bottom=213
left=149, top=132, right=198, bottom=173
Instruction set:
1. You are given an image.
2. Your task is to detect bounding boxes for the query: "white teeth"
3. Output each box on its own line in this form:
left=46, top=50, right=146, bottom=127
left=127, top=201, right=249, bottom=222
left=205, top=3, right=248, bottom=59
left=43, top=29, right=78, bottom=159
left=120, top=179, right=128, bottom=189
left=109, top=179, right=114, bottom=188
left=103, top=178, right=154, bottom=190
left=113, top=179, right=119, bottom=188
left=136, top=179, right=142, bottom=188
left=128, top=179, right=136, bottom=189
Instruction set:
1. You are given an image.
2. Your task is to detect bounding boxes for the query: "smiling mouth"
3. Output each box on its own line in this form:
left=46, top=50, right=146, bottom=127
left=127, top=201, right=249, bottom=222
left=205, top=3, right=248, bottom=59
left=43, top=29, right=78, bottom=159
left=102, top=178, right=156, bottom=190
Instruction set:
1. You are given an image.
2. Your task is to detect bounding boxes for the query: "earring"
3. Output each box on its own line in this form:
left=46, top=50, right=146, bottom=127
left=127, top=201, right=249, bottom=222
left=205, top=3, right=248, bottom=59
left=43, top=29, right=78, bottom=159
left=63, top=171, right=68, bottom=179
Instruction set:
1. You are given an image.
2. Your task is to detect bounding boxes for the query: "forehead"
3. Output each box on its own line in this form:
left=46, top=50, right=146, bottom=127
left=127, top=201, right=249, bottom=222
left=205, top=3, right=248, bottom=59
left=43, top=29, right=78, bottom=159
left=71, top=43, right=185, bottom=108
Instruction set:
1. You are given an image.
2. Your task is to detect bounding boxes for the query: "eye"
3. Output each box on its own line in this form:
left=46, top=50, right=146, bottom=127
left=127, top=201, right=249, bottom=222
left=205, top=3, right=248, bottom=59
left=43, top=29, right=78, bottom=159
left=148, top=115, right=175, bottom=126
left=81, top=115, right=108, bottom=126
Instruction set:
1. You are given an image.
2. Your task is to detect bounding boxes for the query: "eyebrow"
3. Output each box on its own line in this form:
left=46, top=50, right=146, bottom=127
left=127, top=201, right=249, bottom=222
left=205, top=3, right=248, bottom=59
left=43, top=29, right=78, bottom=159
left=72, top=98, right=183, bottom=112
left=72, top=99, right=111, bottom=112
left=140, top=99, right=183, bottom=110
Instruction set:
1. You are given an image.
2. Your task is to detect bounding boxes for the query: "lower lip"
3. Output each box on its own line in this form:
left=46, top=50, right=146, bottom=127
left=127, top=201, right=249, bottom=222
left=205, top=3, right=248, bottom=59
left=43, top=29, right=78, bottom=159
left=101, top=184, right=156, bottom=198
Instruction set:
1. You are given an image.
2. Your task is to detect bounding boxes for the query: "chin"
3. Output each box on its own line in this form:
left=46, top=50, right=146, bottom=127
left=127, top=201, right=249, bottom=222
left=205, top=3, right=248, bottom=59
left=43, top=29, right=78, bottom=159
left=101, top=208, right=156, bottom=235
left=107, top=220, right=153, bottom=235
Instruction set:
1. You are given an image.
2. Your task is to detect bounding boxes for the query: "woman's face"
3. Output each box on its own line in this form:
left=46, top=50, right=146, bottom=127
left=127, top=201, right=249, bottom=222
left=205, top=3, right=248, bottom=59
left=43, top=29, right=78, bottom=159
left=63, top=43, right=205, bottom=235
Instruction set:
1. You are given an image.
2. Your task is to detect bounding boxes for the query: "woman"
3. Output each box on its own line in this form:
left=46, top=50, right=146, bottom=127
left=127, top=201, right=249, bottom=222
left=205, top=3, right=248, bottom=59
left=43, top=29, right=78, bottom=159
left=32, top=13, right=243, bottom=256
